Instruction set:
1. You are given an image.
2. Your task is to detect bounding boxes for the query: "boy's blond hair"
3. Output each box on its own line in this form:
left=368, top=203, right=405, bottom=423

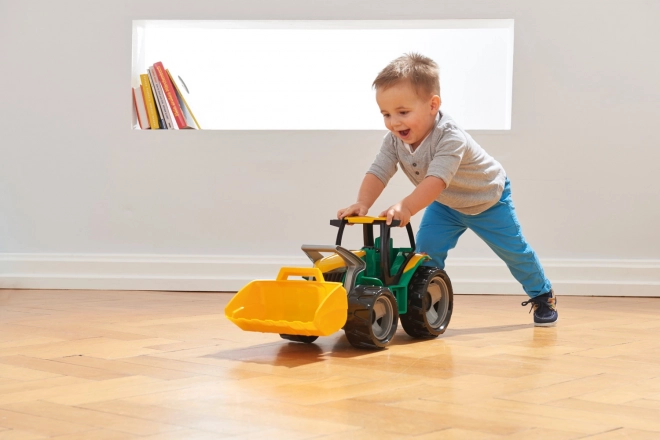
left=373, top=52, right=440, bottom=98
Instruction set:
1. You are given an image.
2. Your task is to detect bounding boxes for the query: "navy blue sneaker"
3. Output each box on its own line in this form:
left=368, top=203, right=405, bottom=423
left=521, top=290, right=558, bottom=326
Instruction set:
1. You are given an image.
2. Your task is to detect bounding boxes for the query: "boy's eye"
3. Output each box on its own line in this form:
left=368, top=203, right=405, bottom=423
left=400, top=111, right=408, bottom=115
left=383, top=114, right=390, bottom=118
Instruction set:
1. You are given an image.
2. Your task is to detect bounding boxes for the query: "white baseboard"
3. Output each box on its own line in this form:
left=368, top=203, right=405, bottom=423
left=1, top=253, right=659, bottom=297
left=444, top=257, right=660, bottom=296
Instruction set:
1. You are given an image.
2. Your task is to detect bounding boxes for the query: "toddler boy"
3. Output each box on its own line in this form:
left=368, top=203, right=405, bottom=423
left=337, top=53, right=557, bottom=326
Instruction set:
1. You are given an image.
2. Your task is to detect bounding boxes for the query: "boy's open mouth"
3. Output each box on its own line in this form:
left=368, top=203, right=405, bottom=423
left=399, top=129, right=410, bottom=137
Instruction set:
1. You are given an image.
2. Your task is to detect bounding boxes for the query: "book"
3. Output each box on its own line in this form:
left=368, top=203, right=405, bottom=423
left=145, top=69, right=162, bottom=128
left=148, top=66, right=174, bottom=129
left=140, top=74, right=160, bottom=129
left=132, top=86, right=150, bottom=129
left=146, top=68, right=166, bottom=129
left=131, top=90, right=138, bottom=129
left=154, top=61, right=187, bottom=129
left=167, top=69, right=201, bottom=129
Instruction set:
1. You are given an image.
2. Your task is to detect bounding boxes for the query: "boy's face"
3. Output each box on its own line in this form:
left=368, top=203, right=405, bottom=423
left=376, top=81, right=440, bottom=149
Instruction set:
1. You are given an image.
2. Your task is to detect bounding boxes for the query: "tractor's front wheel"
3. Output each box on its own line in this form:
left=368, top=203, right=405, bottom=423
left=401, top=266, right=453, bottom=338
left=344, top=286, right=398, bottom=349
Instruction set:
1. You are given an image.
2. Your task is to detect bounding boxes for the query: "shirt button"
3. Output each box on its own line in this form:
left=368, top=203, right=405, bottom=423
left=412, top=163, right=417, bottom=167
left=415, top=171, right=420, bottom=175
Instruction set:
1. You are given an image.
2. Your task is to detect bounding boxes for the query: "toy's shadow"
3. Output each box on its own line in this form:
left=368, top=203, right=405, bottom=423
left=207, top=324, right=538, bottom=366
left=443, top=323, right=532, bottom=336
left=205, top=334, right=365, bottom=367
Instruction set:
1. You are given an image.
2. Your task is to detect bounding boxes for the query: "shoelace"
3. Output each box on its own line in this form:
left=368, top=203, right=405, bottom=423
left=521, top=297, right=556, bottom=314
left=521, top=298, right=540, bottom=314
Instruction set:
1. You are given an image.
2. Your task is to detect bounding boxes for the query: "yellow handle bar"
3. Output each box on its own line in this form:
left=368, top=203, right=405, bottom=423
left=276, top=267, right=326, bottom=282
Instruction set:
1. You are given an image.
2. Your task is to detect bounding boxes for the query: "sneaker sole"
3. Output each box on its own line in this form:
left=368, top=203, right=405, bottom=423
left=534, top=319, right=558, bottom=327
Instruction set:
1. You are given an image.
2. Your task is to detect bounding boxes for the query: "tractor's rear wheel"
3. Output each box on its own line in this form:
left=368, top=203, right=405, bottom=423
left=344, top=285, right=398, bottom=349
left=279, top=334, right=319, bottom=344
left=401, top=266, right=453, bottom=338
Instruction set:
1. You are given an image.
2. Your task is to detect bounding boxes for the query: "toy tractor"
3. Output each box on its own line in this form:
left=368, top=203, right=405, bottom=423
left=224, top=216, right=453, bottom=349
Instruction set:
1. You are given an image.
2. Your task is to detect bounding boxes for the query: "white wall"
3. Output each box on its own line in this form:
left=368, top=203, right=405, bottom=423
left=1, top=0, right=659, bottom=296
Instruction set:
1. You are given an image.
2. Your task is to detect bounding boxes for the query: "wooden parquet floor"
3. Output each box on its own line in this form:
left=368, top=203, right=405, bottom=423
left=0, top=290, right=660, bottom=439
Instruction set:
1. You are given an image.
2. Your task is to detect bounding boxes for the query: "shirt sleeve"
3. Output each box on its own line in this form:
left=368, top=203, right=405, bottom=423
left=426, top=129, right=467, bottom=188
left=366, top=133, right=399, bottom=186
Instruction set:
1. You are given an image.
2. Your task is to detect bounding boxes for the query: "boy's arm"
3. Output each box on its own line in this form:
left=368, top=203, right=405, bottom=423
left=337, top=173, right=385, bottom=219
left=380, top=176, right=446, bottom=226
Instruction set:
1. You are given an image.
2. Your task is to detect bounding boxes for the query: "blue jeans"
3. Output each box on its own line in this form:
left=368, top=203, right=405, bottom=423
left=416, top=178, right=552, bottom=298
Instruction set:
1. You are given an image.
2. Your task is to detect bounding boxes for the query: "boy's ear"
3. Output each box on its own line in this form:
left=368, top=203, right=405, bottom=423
left=430, top=95, right=441, bottom=112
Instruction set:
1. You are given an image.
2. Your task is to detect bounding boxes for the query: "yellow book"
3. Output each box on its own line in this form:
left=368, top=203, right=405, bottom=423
left=167, top=69, right=201, bottom=129
left=140, top=74, right=160, bottom=129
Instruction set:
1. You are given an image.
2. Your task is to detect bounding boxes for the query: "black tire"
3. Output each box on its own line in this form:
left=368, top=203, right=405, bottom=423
left=344, top=285, right=398, bottom=349
left=279, top=334, right=319, bottom=344
left=401, top=266, right=453, bottom=338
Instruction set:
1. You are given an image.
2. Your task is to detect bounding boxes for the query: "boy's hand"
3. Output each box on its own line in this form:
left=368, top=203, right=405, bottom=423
left=380, top=203, right=412, bottom=227
left=337, top=203, right=369, bottom=219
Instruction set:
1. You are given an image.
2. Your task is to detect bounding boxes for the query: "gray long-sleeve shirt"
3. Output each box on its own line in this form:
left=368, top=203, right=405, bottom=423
left=367, top=112, right=506, bottom=215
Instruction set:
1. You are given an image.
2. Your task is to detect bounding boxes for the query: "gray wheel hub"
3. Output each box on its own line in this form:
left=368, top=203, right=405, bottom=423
left=372, top=296, right=394, bottom=339
left=426, top=277, right=448, bottom=327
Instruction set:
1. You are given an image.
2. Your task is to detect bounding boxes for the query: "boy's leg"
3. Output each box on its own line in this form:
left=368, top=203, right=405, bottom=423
left=463, top=180, right=552, bottom=297
left=416, top=201, right=467, bottom=269
left=461, top=179, right=557, bottom=325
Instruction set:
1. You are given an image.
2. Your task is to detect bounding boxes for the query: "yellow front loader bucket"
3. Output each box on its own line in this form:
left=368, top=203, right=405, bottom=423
left=224, top=267, right=348, bottom=337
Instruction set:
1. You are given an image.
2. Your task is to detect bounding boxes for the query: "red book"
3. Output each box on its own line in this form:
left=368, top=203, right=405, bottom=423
left=153, top=61, right=186, bottom=129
